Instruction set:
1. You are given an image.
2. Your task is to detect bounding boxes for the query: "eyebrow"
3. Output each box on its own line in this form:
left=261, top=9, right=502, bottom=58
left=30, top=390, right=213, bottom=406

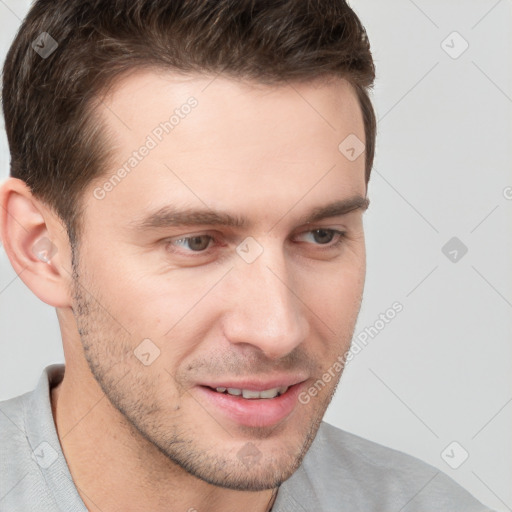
left=131, top=195, right=369, bottom=232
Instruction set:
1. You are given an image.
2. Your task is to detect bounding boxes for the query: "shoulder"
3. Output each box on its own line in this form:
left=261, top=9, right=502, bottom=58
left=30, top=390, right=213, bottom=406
left=288, top=421, right=493, bottom=511
left=0, top=390, right=44, bottom=505
left=0, top=389, right=32, bottom=459
left=0, top=371, right=66, bottom=510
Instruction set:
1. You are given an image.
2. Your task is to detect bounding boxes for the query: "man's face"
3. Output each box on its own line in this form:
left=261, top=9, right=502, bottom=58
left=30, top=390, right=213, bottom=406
left=71, top=71, right=367, bottom=491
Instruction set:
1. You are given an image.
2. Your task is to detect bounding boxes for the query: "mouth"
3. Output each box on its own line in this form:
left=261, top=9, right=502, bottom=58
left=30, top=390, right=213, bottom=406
left=194, top=380, right=307, bottom=428
left=208, top=385, right=290, bottom=399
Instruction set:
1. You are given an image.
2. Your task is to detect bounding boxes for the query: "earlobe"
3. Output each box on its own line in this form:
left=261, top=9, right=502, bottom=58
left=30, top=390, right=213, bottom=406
left=0, top=177, right=72, bottom=308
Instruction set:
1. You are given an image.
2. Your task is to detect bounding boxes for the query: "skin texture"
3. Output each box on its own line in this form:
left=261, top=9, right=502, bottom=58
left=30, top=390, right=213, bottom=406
left=0, top=71, right=368, bottom=512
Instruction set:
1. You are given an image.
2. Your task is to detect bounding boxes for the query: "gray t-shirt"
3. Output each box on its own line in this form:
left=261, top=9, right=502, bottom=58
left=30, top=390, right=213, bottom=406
left=0, top=364, right=493, bottom=511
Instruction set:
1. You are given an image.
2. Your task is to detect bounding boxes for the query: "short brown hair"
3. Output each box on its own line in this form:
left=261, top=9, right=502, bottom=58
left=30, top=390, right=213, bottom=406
left=2, top=0, right=376, bottom=244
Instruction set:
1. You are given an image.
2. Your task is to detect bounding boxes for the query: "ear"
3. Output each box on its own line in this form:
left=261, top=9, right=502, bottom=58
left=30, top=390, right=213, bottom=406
left=0, top=177, right=73, bottom=308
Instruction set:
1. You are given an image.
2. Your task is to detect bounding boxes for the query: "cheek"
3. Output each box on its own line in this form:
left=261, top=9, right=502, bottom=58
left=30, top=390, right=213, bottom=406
left=85, top=248, right=191, bottom=321
left=85, top=259, right=222, bottom=367
left=299, top=250, right=365, bottom=329
left=312, top=275, right=363, bottom=334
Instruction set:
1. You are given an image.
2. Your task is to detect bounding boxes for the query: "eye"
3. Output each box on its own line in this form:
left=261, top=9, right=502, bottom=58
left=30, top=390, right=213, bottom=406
left=168, top=234, right=215, bottom=252
left=294, top=228, right=346, bottom=247
left=164, top=228, right=346, bottom=259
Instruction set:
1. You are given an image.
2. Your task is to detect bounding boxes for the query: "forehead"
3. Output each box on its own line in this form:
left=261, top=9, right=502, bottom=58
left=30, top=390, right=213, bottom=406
left=87, top=69, right=366, bottom=231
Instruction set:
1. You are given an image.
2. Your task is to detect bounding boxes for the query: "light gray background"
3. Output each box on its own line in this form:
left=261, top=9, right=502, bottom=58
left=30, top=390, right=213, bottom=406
left=0, top=1, right=510, bottom=510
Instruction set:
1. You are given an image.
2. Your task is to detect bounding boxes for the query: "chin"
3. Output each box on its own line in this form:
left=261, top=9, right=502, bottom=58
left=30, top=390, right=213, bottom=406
left=188, top=454, right=295, bottom=492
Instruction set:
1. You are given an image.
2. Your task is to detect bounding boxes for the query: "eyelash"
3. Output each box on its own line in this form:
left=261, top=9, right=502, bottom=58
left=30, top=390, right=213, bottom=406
left=165, top=228, right=347, bottom=256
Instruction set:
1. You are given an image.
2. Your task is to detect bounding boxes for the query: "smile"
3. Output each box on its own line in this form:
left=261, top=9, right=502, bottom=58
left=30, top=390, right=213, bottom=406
left=212, top=386, right=290, bottom=399
left=195, top=382, right=306, bottom=428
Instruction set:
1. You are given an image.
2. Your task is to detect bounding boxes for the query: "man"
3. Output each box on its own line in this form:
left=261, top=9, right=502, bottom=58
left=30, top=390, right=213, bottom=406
left=0, top=1, right=494, bottom=511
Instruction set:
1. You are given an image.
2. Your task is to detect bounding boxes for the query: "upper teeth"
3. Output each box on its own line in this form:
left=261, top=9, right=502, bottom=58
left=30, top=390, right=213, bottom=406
left=215, top=386, right=289, bottom=399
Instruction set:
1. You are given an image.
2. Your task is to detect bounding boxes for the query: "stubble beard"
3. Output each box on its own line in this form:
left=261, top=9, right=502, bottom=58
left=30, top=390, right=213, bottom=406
left=69, top=246, right=352, bottom=491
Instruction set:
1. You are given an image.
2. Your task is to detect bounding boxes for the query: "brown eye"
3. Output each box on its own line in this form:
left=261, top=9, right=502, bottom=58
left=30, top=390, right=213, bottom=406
left=294, top=228, right=345, bottom=246
left=311, top=229, right=335, bottom=244
left=171, top=235, right=214, bottom=252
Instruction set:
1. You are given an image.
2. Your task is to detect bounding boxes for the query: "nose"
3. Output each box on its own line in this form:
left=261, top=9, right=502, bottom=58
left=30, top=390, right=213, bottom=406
left=221, top=244, right=309, bottom=360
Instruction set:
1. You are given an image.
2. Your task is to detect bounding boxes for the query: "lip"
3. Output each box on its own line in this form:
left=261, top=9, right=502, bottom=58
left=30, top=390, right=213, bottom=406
left=200, top=376, right=307, bottom=392
left=194, top=380, right=307, bottom=428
